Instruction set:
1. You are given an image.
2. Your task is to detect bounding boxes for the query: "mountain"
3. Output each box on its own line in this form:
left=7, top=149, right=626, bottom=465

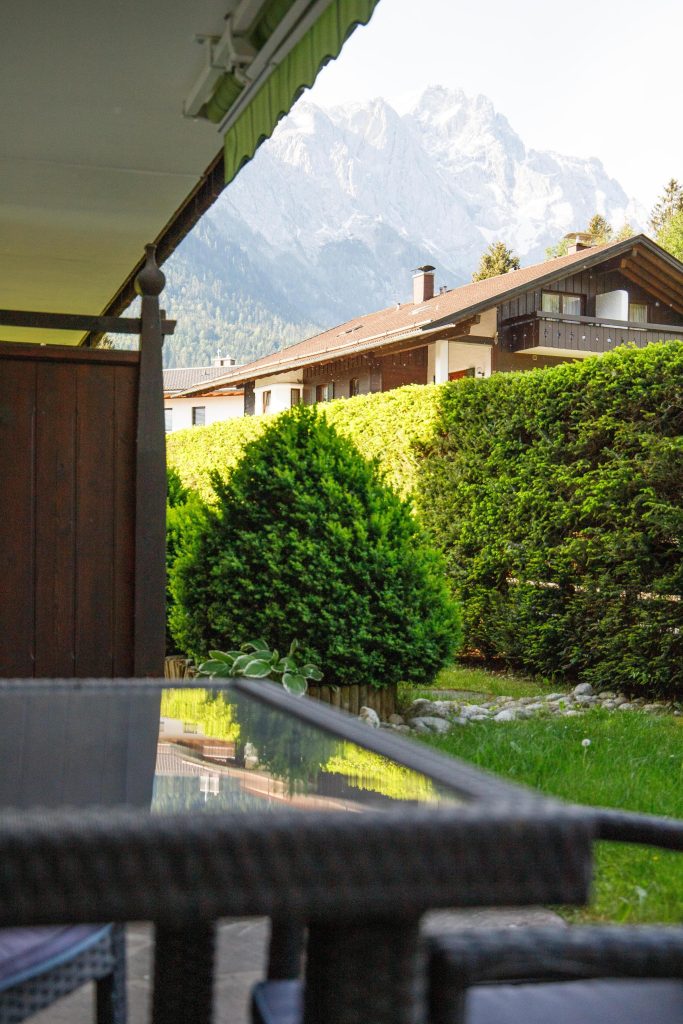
left=161, top=85, right=645, bottom=368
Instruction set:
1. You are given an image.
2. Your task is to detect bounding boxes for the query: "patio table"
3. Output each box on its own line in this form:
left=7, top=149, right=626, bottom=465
left=0, top=677, right=597, bottom=1024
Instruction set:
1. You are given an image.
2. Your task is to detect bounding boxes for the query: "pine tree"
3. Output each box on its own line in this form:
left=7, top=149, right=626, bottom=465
left=614, top=222, right=635, bottom=242
left=472, top=241, right=521, bottom=281
left=586, top=214, right=613, bottom=244
left=649, top=179, right=683, bottom=235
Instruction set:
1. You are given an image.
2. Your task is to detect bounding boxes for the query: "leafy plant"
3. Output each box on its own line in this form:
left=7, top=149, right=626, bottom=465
left=197, top=638, right=323, bottom=696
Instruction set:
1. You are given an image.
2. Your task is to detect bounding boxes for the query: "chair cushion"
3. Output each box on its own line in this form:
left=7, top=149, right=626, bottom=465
left=466, top=979, right=683, bottom=1024
left=0, top=925, right=112, bottom=992
left=251, top=980, right=302, bottom=1024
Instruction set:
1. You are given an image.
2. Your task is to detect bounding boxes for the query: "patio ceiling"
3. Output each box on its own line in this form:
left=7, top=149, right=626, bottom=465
left=0, top=0, right=377, bottom=345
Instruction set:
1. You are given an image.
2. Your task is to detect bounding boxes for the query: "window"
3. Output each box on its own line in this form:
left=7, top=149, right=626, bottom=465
left=191, top=406, right=205, bottom=427
left=316, top=382, right=335, bottom=402
left=541, top=292, right=582, bottom=315
left=290, top=388, right=301, bottom=407
left=164, top=408, right=173, bottom=433
left=262, top=390, right=271, bottom=414
left=629, top=302, right=648, bottom=323
left=349, top=377, right=360, bottom=397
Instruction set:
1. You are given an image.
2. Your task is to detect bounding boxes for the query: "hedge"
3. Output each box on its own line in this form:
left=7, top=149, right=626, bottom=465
left=167, top=384, right=440, bottom=500
left=417, top=343, right=683, bottom=696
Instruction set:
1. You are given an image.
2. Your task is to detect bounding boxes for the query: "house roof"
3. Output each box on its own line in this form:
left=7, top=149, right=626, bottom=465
left=163, top=366, right=240, bottom=395
left=0, top=0, right=377, bottom=346
left=180, top=234, right=683, bottom=394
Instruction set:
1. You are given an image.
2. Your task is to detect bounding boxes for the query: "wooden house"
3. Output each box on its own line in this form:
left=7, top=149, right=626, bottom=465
left=178, top=235, right=683, bottom=414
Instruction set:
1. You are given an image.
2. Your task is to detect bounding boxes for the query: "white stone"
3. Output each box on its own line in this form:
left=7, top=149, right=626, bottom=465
left=524, top=702, right=546, bottom=712
left=618, top=703, right=636, bottom=711
left=459, top=705, right=491, bottom=718
left=410, top=716, right=453, bottom=734
left=493, top=709, right=518, bottom=722
left=388, top=713, right=405, bottom=726
left=573, top=683, right=594, bottom=697
left=359, top=706, right=381, bottom=728
left=545, top=693, right=567, bottom=701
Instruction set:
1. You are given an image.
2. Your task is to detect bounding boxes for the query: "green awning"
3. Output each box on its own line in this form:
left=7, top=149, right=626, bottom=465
left=207, top=0, right=379, bottom=185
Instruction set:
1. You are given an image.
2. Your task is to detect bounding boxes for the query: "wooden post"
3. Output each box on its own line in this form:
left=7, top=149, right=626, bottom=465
left=133, top=245, right=167, bottom=677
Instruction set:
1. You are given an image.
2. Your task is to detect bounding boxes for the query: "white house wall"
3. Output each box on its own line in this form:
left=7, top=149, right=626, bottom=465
left=251, top=371, right=304, bottom=415
left=448, top=341, right=492, bottom=377
left=164, top=395, right=243, bottom=432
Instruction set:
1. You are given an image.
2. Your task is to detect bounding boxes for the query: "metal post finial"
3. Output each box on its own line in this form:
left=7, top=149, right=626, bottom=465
left=135, top=244, right=166, bottom=298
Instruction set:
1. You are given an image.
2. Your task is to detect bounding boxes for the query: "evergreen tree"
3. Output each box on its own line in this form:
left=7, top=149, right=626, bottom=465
left=472, top=241, right=521, bottom=281
left=545, top=237, right=570, bottom=259
left=649, top=179, right=683, bottom=235
left=545, top=213, right=632, bottom=260
left=169, top=405, right=462, bottom=687
left=657, top=209, right=683, bottom=262
left=614, top=222, right=635, bottom=241
left=586, top=214, right=613, bottom=244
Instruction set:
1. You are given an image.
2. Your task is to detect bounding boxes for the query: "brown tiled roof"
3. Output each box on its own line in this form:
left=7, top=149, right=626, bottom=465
left=179, top=235, right=665, bottom=394
left=163, top=365, right=237, bottom=394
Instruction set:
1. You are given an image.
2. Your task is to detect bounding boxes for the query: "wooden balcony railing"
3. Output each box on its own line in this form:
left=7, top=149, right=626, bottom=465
left=501, top=311, right=683, bottom=356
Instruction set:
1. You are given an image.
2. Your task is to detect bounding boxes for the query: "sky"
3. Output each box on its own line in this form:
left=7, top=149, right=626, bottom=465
left=306, top=0, right=682, bottom=212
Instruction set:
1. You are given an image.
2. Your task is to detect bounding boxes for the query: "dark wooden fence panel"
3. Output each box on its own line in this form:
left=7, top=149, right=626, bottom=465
left=112, top=365, right=137, bottom=677
left=0, top=345, right=140, bottom=678
left=34, top=362, right=77, bottom=677
left=0, top=359, right=37, bottom=676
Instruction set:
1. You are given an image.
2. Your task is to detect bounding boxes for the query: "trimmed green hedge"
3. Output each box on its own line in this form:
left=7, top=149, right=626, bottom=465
left=417, top=343, right=683, bottom=695
left=167, top=384, right=440, bottom=500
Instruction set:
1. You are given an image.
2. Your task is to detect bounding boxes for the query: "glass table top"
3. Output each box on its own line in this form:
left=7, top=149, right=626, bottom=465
left=0, top=681, right=463, bottom=815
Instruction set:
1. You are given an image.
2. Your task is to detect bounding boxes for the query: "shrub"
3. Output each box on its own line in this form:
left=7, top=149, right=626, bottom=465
left=166, top=468, right=206, bottom=654
left=417, top=343, right=683, bottom=696
left=169, top=405, right=462, bottom=688
left=166, top=384, right=440, bottom=500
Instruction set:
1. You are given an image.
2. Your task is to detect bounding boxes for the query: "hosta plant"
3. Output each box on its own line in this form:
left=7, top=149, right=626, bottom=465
left=197, top=639, right=323, bottom=696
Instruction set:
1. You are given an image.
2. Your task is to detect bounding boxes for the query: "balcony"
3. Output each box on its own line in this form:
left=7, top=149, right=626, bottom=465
left=502, top=311, right=683, bottom=358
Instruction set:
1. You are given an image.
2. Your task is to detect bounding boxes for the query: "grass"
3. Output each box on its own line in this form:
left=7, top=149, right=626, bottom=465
left=419, top=709, right=683, bottom=924
left=398, top=663, right=560, bottom=704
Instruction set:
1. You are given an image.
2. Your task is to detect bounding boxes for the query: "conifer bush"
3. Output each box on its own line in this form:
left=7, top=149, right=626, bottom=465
left=169, top=405, right=462, bottom=688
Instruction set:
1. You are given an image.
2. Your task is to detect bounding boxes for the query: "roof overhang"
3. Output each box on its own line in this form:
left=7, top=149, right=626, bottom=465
left=424, top=235, right=683, bottom=333
left=178, top=315, right=480, bottom=393
left=0, top=0, right=378, bottom=346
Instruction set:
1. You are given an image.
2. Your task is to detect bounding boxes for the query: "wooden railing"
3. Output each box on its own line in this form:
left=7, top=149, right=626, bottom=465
left=502, top=311, right=683, bottom=355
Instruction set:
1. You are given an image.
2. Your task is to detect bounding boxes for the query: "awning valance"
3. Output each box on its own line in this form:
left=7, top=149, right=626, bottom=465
left=206, top=0, right=379, bottom=185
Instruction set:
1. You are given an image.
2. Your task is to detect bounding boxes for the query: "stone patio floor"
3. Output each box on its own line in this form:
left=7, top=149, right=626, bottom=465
left=31, top=908, right=562, bottom=1024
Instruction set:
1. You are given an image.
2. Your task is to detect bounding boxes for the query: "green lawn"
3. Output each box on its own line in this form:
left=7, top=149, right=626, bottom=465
left=419, top=709, right=683, bottom=924
left=399, top=663, right=560, bottom=703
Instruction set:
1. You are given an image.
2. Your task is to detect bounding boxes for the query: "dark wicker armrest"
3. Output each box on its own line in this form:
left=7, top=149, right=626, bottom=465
left=589, top=807, right=683, bottom=851
left=427, top=926, right=683, bottom=989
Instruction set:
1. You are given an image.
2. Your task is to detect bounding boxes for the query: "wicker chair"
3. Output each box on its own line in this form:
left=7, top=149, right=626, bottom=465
left=0, top=924, right=125, bottom=1024
left=0, top=686, right=158, bottom=1024
left=426, top=807, right=683, bottom=1024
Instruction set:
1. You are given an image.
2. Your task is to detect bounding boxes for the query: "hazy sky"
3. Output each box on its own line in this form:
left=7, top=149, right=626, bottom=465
left=306, top=0, right=682, bottom=211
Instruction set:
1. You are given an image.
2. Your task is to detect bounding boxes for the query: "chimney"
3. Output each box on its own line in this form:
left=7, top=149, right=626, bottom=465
left=214, top=353, right=236, bottom=367
left=563, top=231, right=593, bottom=255
left=412, top=265, right=436, bottom=304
